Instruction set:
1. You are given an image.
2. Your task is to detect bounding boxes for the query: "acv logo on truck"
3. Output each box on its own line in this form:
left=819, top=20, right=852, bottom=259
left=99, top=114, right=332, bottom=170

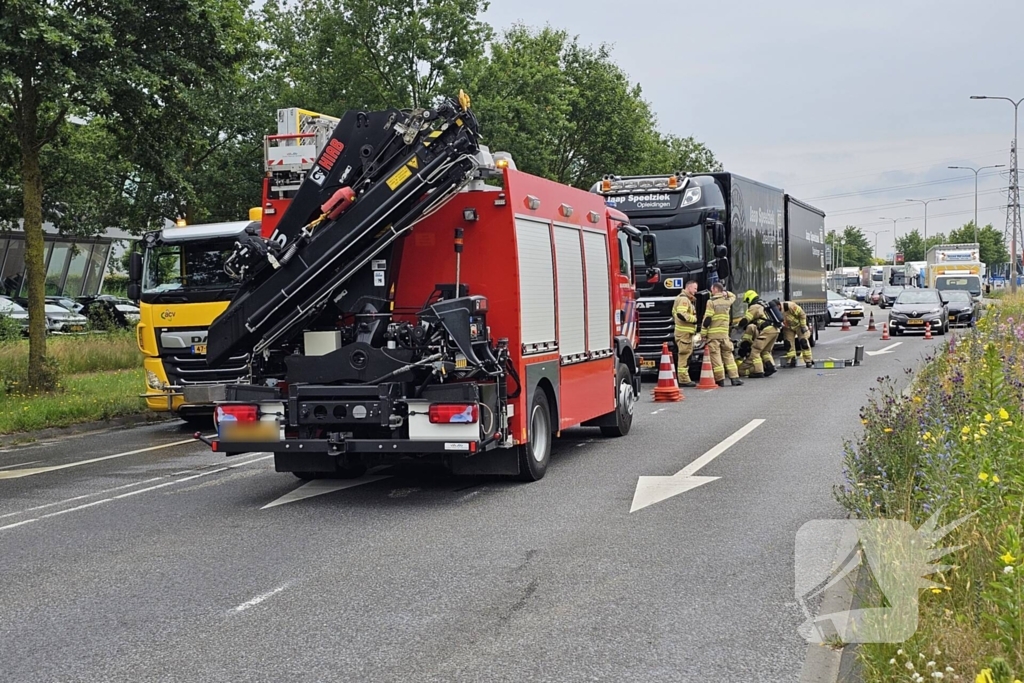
left=160, top=310, right=176, bottom=321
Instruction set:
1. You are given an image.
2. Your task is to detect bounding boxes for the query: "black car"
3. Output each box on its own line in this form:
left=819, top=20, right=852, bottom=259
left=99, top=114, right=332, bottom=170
left=888, top=288, right=948, bottom=335
left=878, top=285, right=904, bottom=309
left=942, top=290, right=976, bottom=327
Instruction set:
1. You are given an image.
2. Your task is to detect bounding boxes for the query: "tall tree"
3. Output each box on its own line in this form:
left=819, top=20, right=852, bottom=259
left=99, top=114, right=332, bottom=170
left=826, top=226, right=873, bottom=268
left=261, top=0, right=491, bottom=114
left=0, top=0, right=250, bottom=389
left=946, top=221, right=1008, bottom=266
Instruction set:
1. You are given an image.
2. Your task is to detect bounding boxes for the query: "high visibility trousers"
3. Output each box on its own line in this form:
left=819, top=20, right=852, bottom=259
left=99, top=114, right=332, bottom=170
left=706, top=338, right=739, bottom=381
left=783, top=327, right=812, bottom=362
left=675, top=333, right=694, bottom=381
left=740, top=328, right=778, bottom=375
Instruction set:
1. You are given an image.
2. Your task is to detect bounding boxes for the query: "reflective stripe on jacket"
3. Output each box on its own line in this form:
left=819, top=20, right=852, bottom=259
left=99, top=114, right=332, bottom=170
left=701, top=292, right=736, bottom=340
left=673, top=294, right=697, bottom=335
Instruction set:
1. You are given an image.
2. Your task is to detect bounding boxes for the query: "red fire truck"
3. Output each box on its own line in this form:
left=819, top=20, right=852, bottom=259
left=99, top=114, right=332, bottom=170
left=198, top=96, right=652, bottom=481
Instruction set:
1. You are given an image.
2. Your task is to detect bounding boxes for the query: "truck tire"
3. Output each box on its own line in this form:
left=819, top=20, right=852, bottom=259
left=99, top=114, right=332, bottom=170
left=516, top=390, right=552, bottom=482
left=600, top=363, right=635, bottom=438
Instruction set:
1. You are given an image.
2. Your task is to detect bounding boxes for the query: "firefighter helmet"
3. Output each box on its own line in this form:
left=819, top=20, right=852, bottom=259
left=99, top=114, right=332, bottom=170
left=743, top=290, right=759, bottom=305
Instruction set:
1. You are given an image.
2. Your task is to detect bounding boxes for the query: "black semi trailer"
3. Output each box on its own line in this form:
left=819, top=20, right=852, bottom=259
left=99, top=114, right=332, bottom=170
left=593, top=172, right=826, bottom=378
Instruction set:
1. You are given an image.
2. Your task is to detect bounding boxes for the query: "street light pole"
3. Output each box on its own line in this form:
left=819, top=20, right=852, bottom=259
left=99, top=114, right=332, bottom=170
left=971, top=95, right=1023, bottom=293
left=863, top=230, right=890, bottom=260
left=947, top=164, right=1005, bottom=243
left=905, top=198, right=946, bottom=243
left=878, top=216, right=912, bottom=261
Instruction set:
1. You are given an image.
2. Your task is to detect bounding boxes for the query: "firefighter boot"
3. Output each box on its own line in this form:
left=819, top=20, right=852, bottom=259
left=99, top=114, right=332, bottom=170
left=716, top=379, right=725, bottom=388
left=763, top=360, right=777, bottom=377
left=730, top=378, right=744, bottom=386
left=748, top=372, right=765, bottom=378
left=805, top=360, right=814, bottom=368
left=787, top=358, right=797, bottom=368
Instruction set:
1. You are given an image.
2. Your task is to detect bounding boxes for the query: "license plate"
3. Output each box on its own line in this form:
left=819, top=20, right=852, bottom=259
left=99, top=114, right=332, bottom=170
left=641, top=358, right=657, bottom=369
left=847, top=311, right=863, bottom=317
left=949, top=315, right=956, bottom=321
left=908, top=319, right=923, bottom=325
left=192, top=344, right=207, bottom=355
left=220, top=420, right=279, bottom=443
left=69, top=325, right=84, bottom=332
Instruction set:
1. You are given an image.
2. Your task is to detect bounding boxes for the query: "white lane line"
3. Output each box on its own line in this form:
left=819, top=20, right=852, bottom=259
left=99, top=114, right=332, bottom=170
left=232, top=583, right=291, bottom=613
left=0, top=461, right=41, bottom=470
left=0, top=455, right=271, bottom=532
left=0, top=478, right=163, bottom=520
left=0, top=437, right=212, bottom=479
left=650, top=408, right=666, bottom=415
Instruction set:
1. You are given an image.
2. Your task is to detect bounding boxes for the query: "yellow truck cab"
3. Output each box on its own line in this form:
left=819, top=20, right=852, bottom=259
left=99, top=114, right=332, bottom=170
left=129, top=220, right=257, bottom=421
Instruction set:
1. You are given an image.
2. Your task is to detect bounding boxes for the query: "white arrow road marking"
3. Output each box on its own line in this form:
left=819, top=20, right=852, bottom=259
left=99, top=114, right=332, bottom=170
left=630, top=419, right=765, bottom=513
left=261, top=475, right=391, bottom=509
left=865, top=342, right=903, bottom=356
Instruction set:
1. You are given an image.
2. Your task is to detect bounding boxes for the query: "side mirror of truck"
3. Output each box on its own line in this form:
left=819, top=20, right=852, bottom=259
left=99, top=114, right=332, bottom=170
left=709, top=221, right=726, bottom=247
left=714, top=244, right=728, bottom=259
left=641, top=233, right=658, bottom=268
left=129, top=251, right=143, bottom=282
left=716, top=257, right=731, bottom=281
left=127, top=283, right=141, bottom=302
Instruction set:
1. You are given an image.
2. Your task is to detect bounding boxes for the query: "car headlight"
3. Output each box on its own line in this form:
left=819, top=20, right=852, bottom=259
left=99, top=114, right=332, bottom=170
left=680, top=186, right=701, bottom=207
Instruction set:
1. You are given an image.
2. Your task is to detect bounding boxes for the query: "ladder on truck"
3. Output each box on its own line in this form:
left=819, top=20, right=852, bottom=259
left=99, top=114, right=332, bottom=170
left=206, top=93, right=482, bottom=367
left=262, top=108, right=341, bottom=235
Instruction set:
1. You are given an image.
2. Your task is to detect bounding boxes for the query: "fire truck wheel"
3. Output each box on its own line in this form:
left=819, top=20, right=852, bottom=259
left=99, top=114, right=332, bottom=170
left=600, top=363, right=635, bottom=438
left=516, top=390, right=552, bottom=481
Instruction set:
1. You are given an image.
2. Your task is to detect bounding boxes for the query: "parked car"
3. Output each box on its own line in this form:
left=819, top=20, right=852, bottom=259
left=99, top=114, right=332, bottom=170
left=76, top=296, right=138, bottom=329
left=879, top=285, right=905, bottom=309
left=888, top=288, right=948, bottom=336
left=869, top=287, right=883, bottom=305
left=942, top=290, right=976, bottom=327
left=825, top=290, right=865, bottom=326
left=0, top=295, right=30, bottom=334
left=43, top=303, right=88, bottom=333
left=852, top=286, right=870, bottom=301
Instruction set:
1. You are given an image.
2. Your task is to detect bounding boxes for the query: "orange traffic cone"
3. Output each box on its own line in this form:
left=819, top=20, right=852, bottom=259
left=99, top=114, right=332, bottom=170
left=841, top=314, right=851, bottom=332
left=881, top=322, right=890, bottom=340
left=652, top=343, right=682, bottom=402
left=867, top=313, right=876, bottom=331
left=696, top=353, right=719, bottom=390
left=924, top=322, right=933, bottom=340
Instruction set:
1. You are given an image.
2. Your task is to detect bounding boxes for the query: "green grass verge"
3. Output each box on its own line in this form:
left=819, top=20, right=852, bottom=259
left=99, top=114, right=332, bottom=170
left=838, top=297, right=1024, bottom=681
left=0, top=369, right=148, bottom=435
left=0, top=331, right=140, bottom=391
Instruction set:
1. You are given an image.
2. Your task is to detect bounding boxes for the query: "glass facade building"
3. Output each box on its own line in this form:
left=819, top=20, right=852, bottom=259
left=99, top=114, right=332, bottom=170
left=0, top=224, right=133, bottom=298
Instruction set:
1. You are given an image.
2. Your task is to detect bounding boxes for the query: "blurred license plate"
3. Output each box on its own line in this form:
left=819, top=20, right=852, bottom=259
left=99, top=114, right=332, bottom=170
left=908, top=319, right=923, bottom=325
left=69, top=325, right=84, bottom=332
left=949, top=315, right=956, bottom=321
left=192, top=344, right=207, bottom=355
left=848, top=311, right=863, bottom=317
left=220, top=420, right=279, bottom=443
left=640, top=358, right=657, bottom=369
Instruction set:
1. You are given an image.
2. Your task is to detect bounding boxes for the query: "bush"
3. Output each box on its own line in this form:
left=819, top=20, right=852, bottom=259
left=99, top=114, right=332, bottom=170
left=838, top=297, right=1024, bottom=679
left=0, top=315, right=22, bottom=343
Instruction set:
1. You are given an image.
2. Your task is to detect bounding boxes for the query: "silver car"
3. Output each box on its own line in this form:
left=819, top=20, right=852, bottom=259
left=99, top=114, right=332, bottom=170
left=43, top=303, right=89, bottom=333
left=0, top=296, right=30, bottom=333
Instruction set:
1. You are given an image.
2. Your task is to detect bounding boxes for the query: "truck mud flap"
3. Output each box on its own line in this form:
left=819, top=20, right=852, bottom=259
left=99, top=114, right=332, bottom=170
left=448, top=449, right=519, bottom=476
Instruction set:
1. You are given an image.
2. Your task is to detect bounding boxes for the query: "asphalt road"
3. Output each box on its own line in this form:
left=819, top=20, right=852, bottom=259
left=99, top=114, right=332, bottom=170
left=0, top=310, right=947, bottom=682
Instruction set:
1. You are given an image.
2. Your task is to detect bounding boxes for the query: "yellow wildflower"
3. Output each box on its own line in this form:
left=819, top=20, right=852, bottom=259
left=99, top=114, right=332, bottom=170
left=922, top=431, right=932, bottom=440
left=861, top=419, right=868, bottom=425
left=979, top=472, right=989, bottom=481
left=999, top=408, right=1010, bottom=420
left=961, top=425, right=971, bottom=435
left=883, top=428, right=894, bottom=433
left=912, top=396, right=922, bottom=403
left=977, top=669, right=994, bottom=683
left=930, top=587, right=942, bottom=594
left=992, top=475, right=1000, bottom=483
left=984, top=413, right=993, bottom=422
left=1001, top=551, right=1016, bottom=564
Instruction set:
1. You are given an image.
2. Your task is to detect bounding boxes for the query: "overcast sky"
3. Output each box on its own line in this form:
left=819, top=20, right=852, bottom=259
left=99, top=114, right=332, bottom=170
left=483, top=0, right=1024, bottom=258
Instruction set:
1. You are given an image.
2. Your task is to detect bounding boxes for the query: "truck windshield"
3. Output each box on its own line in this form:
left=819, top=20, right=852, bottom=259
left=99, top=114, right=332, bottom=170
left=936, top=276, right=981, bottom=296
left=630, top=224, right=702, bottom=272
left=143, top=241, right=236, bottom=295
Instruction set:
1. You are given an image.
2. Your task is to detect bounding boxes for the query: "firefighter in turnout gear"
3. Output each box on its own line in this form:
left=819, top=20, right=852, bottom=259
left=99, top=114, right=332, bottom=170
left=782, top=300, right=814, bottom=368
left=672, top=280, right=700, bottom=387
left=700, top=282, right=743, bottom=387
left=736, top=290, right=779, bottom=378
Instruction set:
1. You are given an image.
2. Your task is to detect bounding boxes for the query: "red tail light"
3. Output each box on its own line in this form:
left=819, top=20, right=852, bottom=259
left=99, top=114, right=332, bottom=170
left=215, top=405, right=258, bottom=425
left=428, top=403, right=478, bottom=424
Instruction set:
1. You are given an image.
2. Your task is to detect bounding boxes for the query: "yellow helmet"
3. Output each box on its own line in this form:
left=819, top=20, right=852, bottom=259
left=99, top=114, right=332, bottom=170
left=743, top=290, right=759, bottom=305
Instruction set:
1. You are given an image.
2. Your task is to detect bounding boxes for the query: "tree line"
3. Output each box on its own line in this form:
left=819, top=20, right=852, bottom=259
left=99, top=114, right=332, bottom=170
left=0, top=0, right=719, bottom=390
left=826, top=222, right=1008, bottom=269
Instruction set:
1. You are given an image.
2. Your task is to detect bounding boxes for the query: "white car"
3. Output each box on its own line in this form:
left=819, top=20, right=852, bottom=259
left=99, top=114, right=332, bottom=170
left=825, top=290, right=865, bottom=326
left=43, top=303, right=89, bottom=333
left=115, top=303, right=141, bottom=324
